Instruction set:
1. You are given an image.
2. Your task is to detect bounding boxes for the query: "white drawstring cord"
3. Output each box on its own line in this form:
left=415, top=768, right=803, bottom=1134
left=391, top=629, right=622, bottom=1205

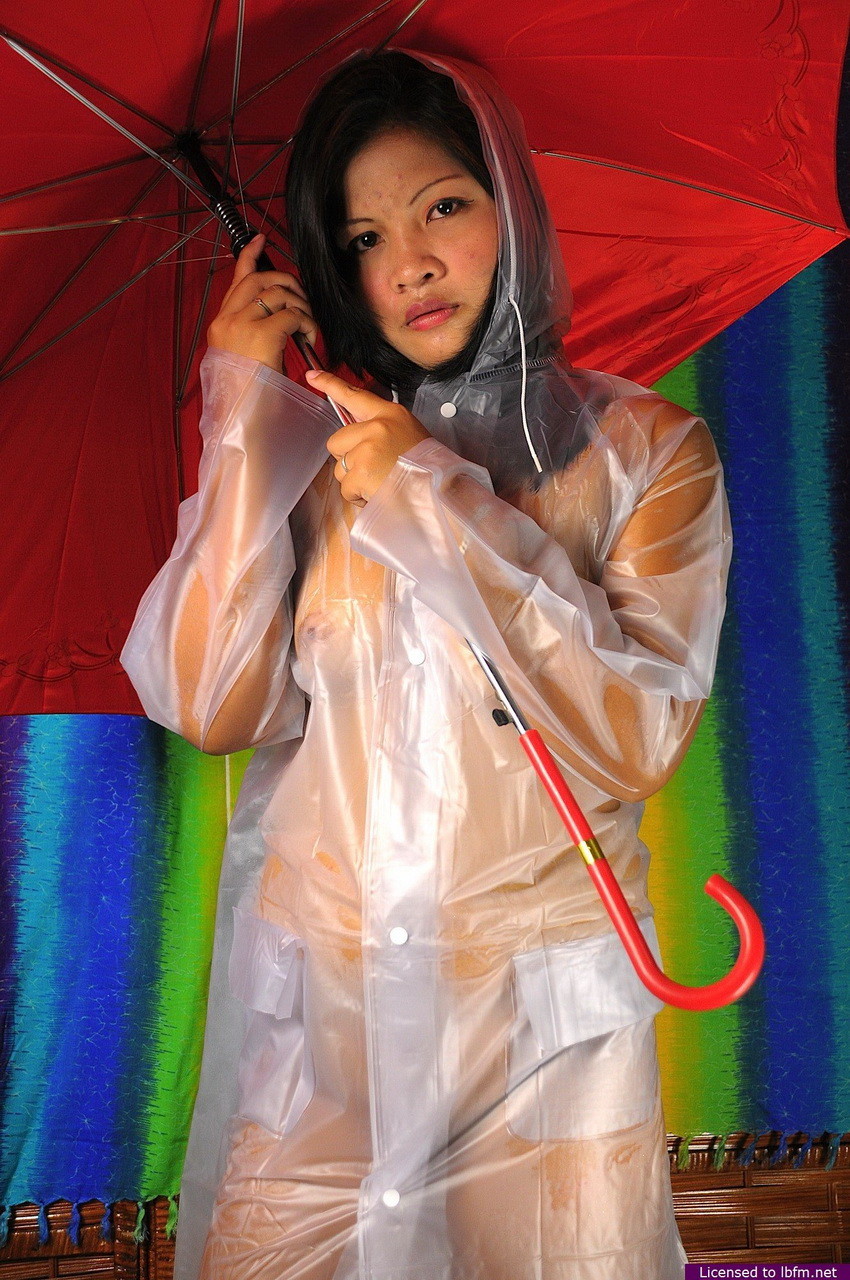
left=397, top=301, right=542, bottom=475
left=509, top=296, right=542, bottom=474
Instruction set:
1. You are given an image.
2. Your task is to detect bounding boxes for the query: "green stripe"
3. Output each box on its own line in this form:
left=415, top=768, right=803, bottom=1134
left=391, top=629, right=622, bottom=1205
left=138, top=736, right=232, bottom=1199
left=649, top=357, right=741, bottom=1133
left=653, top=357, right=700, bottom=418
left=648, top=701, right=741, bottom=1133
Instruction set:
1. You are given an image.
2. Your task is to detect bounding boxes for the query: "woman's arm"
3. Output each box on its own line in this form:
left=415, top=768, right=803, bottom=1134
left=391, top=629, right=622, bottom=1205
left=121, top=349, right=334, bottom=754
left=349, top=393, right=730, bottom=801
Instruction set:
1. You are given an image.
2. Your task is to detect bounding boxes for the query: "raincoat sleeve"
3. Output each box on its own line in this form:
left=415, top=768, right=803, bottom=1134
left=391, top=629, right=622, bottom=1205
left=120, top=349, right=334, bottom=754
left=350, top=393, right=730, bottom=801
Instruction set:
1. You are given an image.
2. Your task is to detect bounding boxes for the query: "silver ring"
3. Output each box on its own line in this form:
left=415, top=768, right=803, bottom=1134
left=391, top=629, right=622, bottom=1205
left=341, top=453, right=349, bottom=473
left=254, top=296, right=273, bottom=317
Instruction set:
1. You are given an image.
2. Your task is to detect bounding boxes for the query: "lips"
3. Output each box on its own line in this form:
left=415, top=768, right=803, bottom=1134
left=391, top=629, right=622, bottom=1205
left=405, top=299, right=456, bottom=325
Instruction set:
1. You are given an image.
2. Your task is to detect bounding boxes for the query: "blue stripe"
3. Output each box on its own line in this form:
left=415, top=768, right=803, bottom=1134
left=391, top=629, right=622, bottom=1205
left=783, top=265, right=850, bottom=1128
left=694, top=337, right=771, bottom=1132
left=42, top=715, right=165, bottom=1204
left=719, top=289, right=833, bottom=1132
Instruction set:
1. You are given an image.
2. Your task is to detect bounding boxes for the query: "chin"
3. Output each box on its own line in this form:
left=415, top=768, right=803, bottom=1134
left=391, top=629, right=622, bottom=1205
left=406, top=329, right=472, bottom=370
left=412, top=347, right=465, bottom=370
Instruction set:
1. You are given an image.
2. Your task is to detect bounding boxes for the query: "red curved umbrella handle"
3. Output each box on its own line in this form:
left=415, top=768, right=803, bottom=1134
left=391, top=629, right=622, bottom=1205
left=520, top=728, right=765, bottom=1010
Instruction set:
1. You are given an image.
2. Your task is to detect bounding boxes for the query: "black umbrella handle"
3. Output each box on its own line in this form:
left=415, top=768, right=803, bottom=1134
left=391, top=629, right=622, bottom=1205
left=178, top=131, right=276, bottom=271
left=213, top=193, right=275, bottom=272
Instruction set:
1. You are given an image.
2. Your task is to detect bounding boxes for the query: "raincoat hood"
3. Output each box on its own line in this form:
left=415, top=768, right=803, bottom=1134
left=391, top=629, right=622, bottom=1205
left=397, top=48, right=573, bottom=378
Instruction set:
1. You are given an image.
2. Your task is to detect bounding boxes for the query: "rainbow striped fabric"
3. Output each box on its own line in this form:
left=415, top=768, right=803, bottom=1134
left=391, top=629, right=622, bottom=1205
left=2, top=246, right=850, bottom=1219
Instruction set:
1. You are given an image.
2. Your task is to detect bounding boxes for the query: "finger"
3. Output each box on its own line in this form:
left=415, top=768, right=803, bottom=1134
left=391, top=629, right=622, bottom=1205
left=336, top=466, right=368, bottom=508
left=265, top=277, right=309, bottom=306
left=249, top=291, right=313, bottom=324
left=224, top=258, right=308, bottom=314
left=305, top=370, right=385, bottom=421
left=326, top=423, right=367, bottom=460
left=228, top=274, right=306, bottom=315
left=227, top=234, right=266, bottom=295
left=247, top=300, right=319, bottom=351
left=281, top=305, right=320, bottom=347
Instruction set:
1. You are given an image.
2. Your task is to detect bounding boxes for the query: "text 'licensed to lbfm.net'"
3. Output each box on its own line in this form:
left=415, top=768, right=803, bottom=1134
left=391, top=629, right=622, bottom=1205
left=685, top=1267, right=850, bottom=1279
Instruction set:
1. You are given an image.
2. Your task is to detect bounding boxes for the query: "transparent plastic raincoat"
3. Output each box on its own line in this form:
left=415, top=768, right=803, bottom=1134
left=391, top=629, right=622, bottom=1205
left=121, top=49, right=730, bottom=1280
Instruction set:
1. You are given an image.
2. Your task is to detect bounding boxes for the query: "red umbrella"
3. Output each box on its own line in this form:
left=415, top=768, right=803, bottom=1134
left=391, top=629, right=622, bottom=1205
left=1, top=0, right=848, bottom=718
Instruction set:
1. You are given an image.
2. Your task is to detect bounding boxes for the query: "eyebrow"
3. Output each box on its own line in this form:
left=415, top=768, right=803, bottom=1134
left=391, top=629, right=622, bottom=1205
left=342, top=173, right=465, bottom=227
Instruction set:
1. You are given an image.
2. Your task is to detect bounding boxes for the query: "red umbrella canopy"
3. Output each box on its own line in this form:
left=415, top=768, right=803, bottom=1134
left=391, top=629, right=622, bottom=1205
left=1, top=0, right=848, bottom=714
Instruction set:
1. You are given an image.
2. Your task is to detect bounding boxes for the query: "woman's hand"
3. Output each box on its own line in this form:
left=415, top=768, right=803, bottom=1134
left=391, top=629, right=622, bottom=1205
left=207, top=233, right=319, bottom=372
left=305, top=370, right=432, bottom=506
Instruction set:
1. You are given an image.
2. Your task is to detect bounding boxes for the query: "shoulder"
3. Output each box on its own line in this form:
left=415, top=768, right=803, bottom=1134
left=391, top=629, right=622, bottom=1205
left=594, top=388, right=718, bottom=490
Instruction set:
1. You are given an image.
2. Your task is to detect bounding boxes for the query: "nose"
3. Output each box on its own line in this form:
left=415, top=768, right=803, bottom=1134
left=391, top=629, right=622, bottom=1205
left=390, top=232, right=445, bottom=291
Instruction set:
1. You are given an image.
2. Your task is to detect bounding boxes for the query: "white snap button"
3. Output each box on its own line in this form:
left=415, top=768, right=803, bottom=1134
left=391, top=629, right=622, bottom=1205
left=440, top=402, right=457, bottom=418
left=382, top=1189, right=401, bottom=1208
left=389, top=926, right=409, bottom=946
left=409, top=647, right=425, bottom=665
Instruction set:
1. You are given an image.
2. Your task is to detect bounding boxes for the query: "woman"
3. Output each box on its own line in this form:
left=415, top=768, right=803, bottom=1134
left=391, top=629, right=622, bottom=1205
left=121, top=48, right=730, bottom=1280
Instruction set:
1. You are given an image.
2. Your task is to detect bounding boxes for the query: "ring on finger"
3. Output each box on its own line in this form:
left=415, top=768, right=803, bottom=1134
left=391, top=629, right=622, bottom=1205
left=341, top=453, right=350, bottom=474
left=254, top=296, right=274, bottom=317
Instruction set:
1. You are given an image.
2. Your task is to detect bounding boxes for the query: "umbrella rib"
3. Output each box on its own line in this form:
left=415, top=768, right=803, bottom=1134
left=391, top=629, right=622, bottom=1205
left=187, top=0, right=224, bottom=131
left=0, top=27, right=174, bottom=138
left=240, top=196, right=296, bottom=267
left=0, top=217, right=216, bottom=384
left=244, top=139, right=296, bottom=189
left=178, top=219, right=225, bottom=408
left=373, top=0, right=434, bottom=49
left=532, top=149, right=846, bottom=235
left=3, top=36, right=211, bottom=205
left=202, top=137, right=289, bottom=147
left=0, top=169, right=170, bottom=375
left=0, top=155, right=151, bottom=208
left=222, top=0, right=247, bottom=212
left=172, top=182, right=194, bottom=503
left=0, top=211, right=215, bottom=236
left=203, top=0, right=401, bottom=133
left=254, top=149, right=290, bottom=240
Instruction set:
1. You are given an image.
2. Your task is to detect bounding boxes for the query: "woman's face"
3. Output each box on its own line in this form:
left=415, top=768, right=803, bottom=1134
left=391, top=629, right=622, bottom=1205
left=339, top=127, right=499, bottom=370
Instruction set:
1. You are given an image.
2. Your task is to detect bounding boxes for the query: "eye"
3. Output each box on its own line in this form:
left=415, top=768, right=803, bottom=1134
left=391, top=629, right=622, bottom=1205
left=347, top=229, right=380, bottom=254
left=428, top=197, right=470, bottom=221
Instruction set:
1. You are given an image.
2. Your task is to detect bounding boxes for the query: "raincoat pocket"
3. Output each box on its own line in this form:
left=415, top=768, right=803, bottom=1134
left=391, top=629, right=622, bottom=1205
left=506, top=918, right=664, bottom=1142
left=228, top=906, right=316, bottom=1135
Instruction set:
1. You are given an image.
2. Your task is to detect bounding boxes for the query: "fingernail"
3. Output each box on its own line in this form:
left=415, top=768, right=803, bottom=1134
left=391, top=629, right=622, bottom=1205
left=305, top=369, right=320, bottom=379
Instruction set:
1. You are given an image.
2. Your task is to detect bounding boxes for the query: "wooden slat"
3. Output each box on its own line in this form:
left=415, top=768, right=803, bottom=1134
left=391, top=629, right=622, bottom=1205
left=672, top=1170, right=746, bottom=1192
left=754, top=1211, right=850, bottom=1247
left=56, top=1262, right=114, bottom=1277
left=0, top=1265, right=54, bottom=1280
left=111, top=1206, right=139, bottom=1280
left=673, top=1185, right=832, bottom=1213
left=685, top=1245, right=838, bottom=1264
left=676, top=1213, right=749, bottom=1250
left=145, top=1204, right=173, bottom=1280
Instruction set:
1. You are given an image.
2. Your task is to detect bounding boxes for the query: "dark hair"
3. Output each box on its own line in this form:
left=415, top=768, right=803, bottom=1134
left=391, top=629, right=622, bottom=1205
left=285, top=50, right=496, bottom=392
